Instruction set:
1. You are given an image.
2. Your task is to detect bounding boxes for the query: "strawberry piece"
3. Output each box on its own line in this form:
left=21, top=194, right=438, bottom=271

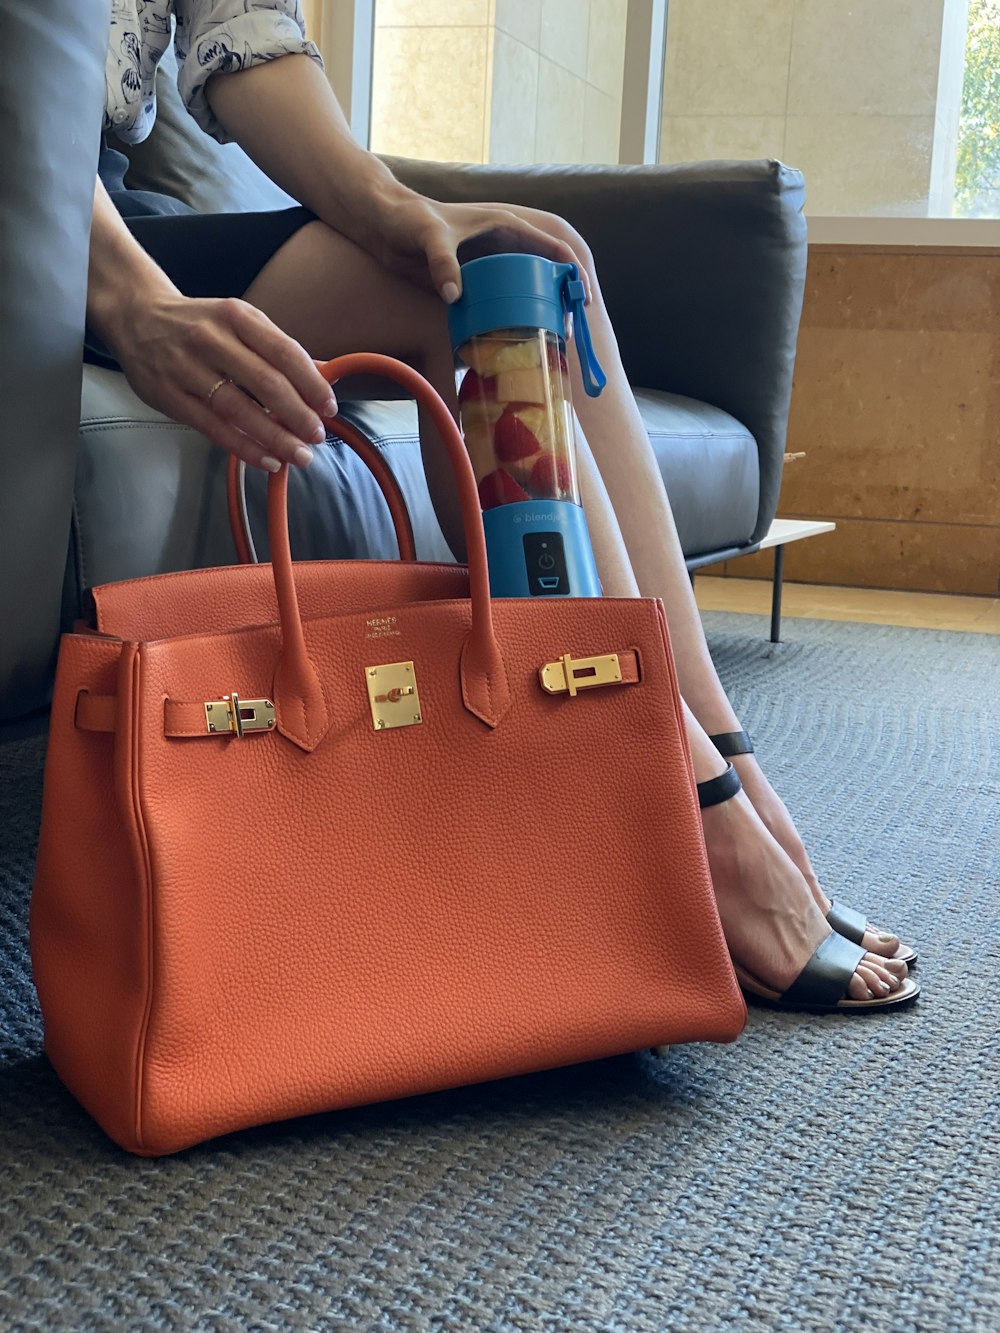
left=478, top=468, right=530, bottom=510
left=529, top=453, right=572, bottom=498
left=458, top=368, right=497, bottom=405
left=494, top=405, right=543, bottom=462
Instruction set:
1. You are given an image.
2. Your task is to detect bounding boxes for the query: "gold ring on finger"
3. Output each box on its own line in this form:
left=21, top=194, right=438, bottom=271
left=207, top=376, right=234, bottom=406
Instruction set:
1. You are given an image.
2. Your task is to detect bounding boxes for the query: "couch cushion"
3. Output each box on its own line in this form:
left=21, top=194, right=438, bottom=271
left=73, top=369, right=453, bottom=606
left=636, top=389, right=758, bottom=557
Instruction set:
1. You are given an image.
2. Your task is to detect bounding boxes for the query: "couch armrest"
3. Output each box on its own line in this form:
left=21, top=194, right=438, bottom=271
left=383, top=157, right=807, bottom=546
left=0, top=0, right=110, bottom=720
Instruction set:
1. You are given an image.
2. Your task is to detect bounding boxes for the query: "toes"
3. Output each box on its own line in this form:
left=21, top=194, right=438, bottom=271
left=866, top=954, right=907, bottom=986
left=848, top=968, right=877, bottom=1001
left=862, top=925, right=902, bottom=958
left=857, top=954, right=906, bottom=997
left=856, top=964, right=892, bottom=998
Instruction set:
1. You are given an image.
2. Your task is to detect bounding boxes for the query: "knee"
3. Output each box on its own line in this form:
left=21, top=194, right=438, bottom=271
left=543, top=212, right=595, bottom=278
left=509, top=206, right=597, bottom=284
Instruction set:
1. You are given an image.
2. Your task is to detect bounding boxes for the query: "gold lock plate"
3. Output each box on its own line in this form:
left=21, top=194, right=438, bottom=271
left=204, top=693, right=275, bottom=736
left=539, top=653, right=623, bottom=697
left=366, top=661, right=422, bottom=730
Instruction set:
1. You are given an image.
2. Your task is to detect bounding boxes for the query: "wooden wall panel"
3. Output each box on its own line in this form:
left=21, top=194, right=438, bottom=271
left=707, top=245, right=1000, bottom=597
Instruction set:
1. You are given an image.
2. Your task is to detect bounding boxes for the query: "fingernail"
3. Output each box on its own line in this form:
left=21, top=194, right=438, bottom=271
left=878, top=933, right=895, bottom=943
left=323, top=395, right=338, bottom=418
left=442, top=281, right=460, bottom=304
left=879, top=980, right=891, bottom=992
left=261, top=456, right=281, bottom=473
left=311, top=425, right=327, bottom=444
left=293, top=445, right=314, bottom=467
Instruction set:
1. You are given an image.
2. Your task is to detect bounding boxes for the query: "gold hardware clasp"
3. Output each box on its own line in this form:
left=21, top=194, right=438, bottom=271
left=204, top=693, right=276, bottom=737
left=539, top=653, right=622, bottom=697
left=366, top=661, right=423, bottom=730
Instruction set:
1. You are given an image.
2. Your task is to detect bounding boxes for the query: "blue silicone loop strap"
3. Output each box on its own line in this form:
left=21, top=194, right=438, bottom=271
left=563, top=274, right=607, bottom=398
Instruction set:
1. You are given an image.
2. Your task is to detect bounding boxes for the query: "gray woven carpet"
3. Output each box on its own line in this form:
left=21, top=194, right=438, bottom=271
left=2, top=613, right=998, bottom=1332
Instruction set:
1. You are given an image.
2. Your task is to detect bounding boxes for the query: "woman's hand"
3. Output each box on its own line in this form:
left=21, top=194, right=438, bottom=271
left=364, top=194, right=593, bottom=307
left=88, top=177, right=337, bottom=472
left=107, top=288, right=340, bottom=473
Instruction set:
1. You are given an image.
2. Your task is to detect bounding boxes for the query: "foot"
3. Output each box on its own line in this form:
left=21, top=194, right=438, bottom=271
left=726, top=750, right=910, bottom=964
left=700, top=782, right=909, bottom=1002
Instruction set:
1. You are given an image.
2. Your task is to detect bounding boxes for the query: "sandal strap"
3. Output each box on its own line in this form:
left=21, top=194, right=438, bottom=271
left=782, top=932, right=868, bottom=1007
left=697, top=762, right=742, bottom=809
left=826, top=899, right=869, bottom=945
left=708, top=730, right=755, bottom=758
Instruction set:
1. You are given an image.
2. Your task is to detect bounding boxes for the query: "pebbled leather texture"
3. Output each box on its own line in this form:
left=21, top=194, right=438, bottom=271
left=90, top=560, right=471, bottom=641
left=31, top=354, right=746, bottom=1155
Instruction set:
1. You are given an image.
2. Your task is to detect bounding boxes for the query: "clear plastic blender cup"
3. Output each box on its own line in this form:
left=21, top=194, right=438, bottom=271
left=456, top=326, right=580, bottom=512
left=447, top=255, right=606, bottom=598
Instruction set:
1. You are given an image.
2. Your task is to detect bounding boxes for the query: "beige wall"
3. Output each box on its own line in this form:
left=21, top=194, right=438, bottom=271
left=369, top=0, right=495, bottom=163
left=366, top=0, right=627, bottom=164
left=659, top=0, right=966, bottom=217
left=490, top=0, right=627, bottom=164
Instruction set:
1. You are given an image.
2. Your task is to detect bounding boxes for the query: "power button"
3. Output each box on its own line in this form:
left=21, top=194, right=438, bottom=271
left=523, top=531, right=570, bottom=596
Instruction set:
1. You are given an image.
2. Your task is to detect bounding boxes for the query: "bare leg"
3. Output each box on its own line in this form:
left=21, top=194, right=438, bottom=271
left=243, top=219, right=906, bottom=998
left=576, top=426, right=905, bottom=999
left=499, top=206, right=909, bottom=961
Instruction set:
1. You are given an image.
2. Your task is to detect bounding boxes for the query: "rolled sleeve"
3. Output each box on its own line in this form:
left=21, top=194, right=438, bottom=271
left=175, top=1, right=323, bottom=143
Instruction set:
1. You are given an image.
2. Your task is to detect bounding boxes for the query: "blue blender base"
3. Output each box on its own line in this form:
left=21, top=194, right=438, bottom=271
left=482, top=501, right=602, bottom=598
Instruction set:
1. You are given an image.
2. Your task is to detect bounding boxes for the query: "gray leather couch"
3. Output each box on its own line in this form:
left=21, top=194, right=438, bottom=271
left=0, top=5, right=808, bottom=723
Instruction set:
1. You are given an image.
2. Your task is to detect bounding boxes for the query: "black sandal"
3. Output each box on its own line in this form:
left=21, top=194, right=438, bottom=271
left=708, top=730, right=918, bottom=967
left=736, top=933, right=920, bottom=1013
left=697, top=754, right=920, bottom=1012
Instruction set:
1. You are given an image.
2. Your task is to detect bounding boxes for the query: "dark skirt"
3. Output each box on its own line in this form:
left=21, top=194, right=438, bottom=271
left=85, top=148, right=315, bottom=369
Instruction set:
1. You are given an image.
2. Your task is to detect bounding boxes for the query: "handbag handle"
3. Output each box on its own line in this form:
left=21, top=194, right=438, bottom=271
left=226, top=412, right=417, bottom=564
left=265, top=353, right=510, bottom=751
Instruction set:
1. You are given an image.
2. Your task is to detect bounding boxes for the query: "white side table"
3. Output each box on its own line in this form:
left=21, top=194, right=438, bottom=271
left=757, top=519, right=836, bottom=641
left=693, top=518, right=836, bottom=642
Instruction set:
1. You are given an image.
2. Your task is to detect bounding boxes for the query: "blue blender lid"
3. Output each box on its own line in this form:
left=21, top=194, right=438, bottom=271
left=447, top=253, right=607, bottom=397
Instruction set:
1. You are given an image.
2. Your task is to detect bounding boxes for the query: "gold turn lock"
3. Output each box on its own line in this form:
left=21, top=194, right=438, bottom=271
left=366, top=661, right=423, bottom=730
left=539, top=653, right=623, bottom=697
left=204, top=693, right=276, bottom=737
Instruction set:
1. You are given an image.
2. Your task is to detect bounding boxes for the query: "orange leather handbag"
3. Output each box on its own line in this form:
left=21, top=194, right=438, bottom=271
left=30, top=354, right=745, bottom=1156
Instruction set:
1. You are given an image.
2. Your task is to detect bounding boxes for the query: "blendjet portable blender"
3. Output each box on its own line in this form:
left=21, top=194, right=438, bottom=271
left=447, top=254, right=607, bottom=597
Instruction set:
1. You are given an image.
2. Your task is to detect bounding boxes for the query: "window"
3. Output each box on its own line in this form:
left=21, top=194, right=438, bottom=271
left=956, top=0, right=1000, bottom=216
left=658, top=0, right=1000, bottom=220
left=322, top=0, right=1000, bottom=225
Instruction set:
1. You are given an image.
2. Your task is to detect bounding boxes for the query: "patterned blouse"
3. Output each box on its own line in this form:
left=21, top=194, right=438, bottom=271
left=105, top=0, right=322, bottom=144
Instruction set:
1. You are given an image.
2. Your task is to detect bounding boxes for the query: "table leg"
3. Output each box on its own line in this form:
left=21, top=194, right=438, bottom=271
left=771, top=545, right=784, bottom=643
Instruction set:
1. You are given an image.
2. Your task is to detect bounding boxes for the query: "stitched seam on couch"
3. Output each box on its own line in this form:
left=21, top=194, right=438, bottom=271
left=81, top=421, right=410, bottom=454
left=326, top=435, right=410, bottom=451
left=81, top=421, right=204, bottom=433
left=645, top=431, right=750, bottom=442
left=70, top=496, right=90, bottom=595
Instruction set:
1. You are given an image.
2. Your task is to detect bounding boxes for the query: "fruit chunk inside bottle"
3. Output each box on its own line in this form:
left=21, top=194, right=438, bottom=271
left=457, top=328, right=580, bottom=511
